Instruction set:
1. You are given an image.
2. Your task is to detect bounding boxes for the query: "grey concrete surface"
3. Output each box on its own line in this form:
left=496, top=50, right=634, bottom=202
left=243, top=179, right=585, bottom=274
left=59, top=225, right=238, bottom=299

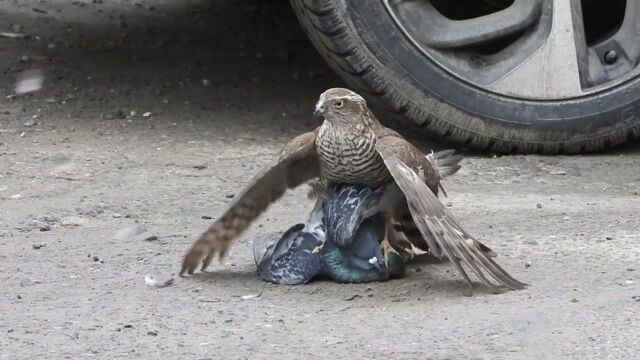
left=1, top=1, right=639, bottom=359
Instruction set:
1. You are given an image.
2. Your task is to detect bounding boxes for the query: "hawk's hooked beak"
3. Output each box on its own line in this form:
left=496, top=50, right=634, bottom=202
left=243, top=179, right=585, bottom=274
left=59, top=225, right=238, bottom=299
left=313, top=101, right=325, bottom=117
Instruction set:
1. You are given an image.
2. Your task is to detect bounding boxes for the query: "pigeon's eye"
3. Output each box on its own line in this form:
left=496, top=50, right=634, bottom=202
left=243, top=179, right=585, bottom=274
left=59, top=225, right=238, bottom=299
left=334, top=100, right=344, bottom=109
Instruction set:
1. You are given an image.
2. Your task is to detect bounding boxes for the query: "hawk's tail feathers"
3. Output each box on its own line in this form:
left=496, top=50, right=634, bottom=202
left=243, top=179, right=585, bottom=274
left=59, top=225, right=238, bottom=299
left=427, top=149, right=463, bottom=179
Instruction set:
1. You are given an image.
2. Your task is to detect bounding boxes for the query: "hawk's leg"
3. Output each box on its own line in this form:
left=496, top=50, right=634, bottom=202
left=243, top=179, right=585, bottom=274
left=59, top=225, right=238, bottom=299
left=381, top=214, right=400, bottom=266
left=382, top=215, right=407, bottom=279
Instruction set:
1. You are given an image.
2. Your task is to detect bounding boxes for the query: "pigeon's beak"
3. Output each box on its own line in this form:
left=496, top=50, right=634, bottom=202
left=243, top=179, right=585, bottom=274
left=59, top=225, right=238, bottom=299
left=313, top=102, right=325, bottom=117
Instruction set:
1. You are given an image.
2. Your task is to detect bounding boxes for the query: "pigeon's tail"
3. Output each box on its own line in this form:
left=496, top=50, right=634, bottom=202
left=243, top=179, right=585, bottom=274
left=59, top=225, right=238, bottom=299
left=252, top=233, right=278, bottom=267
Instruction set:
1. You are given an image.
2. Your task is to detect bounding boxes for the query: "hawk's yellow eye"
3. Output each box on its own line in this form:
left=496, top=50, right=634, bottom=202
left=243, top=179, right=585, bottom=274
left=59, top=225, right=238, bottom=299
left=334, top=100, right=344, bottom=109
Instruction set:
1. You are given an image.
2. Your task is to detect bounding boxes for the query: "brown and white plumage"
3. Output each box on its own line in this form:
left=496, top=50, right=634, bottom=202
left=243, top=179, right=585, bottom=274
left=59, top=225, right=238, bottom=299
left=180, top=88, right=526, bottom=292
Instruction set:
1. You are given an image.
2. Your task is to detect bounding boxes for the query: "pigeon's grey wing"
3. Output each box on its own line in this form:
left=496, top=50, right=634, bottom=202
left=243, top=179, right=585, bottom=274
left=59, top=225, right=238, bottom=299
left=181, top=129, right=321, bottom=276
left=256, top=226, right=324, bottom=285
left=323, top=185, right=380, bottom=248
left=376, top=137, right=526, bottom=292
left=252, top=224, right=305, bottom=266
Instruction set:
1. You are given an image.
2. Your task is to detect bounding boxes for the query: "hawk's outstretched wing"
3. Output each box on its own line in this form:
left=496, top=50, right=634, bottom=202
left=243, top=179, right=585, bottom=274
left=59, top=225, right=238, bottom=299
left=181, top=130, right=320, bottom=276
left=375, top=136, right=526, bottom=292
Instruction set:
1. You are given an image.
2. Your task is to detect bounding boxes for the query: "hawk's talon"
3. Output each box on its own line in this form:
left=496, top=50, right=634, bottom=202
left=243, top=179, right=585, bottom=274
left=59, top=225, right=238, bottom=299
left=311, top=242, right=325, bottom=253
left=379, top=216, right=400, bottom=267
left=381, top=233, right=400, bottom=268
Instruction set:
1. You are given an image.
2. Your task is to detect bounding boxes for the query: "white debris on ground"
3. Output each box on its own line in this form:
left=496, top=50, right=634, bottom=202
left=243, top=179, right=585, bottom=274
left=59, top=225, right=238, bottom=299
left=144, top=276, right=175, bottom=288
left=241, top=291, right=263, bottom=300
left=15, top=69, right=44, bottom=94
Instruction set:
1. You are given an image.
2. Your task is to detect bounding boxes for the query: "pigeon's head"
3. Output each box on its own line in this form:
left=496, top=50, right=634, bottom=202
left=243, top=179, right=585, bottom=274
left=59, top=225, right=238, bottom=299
left=314, top=88, right=371, bottom=129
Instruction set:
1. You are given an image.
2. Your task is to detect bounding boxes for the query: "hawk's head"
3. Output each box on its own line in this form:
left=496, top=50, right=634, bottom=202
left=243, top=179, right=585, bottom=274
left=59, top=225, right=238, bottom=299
left=314, top=88, right=371, bottom=129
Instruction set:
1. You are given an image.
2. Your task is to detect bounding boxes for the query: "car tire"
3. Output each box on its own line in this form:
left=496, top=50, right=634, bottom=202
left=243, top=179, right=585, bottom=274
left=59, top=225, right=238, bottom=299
left=291, top=0, right=640, bottom=154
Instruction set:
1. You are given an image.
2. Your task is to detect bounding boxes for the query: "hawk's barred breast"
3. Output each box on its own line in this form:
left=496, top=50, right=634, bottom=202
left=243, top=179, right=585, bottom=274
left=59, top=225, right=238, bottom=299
left=316, top=123, right=389, bottom=187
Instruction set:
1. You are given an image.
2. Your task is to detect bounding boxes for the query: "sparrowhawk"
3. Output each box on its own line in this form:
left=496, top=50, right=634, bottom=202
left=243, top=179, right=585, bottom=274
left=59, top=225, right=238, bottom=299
left=181, top=88, right=526, bottom=293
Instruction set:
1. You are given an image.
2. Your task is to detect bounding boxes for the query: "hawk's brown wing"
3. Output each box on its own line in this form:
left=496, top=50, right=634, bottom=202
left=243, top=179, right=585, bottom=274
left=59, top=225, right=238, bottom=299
left=375, top=136, right=526, bottom=292
left=180, top=130, right=320, bottom=276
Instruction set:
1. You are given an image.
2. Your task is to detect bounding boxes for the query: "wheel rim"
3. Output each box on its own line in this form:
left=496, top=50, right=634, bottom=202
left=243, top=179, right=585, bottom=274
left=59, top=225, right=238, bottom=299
left=384, top=0, right=640, bottom=100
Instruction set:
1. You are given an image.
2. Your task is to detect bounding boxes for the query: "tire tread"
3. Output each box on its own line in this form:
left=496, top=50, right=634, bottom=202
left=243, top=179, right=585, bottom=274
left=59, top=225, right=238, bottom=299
left=290, top=0, right=640, bottom=154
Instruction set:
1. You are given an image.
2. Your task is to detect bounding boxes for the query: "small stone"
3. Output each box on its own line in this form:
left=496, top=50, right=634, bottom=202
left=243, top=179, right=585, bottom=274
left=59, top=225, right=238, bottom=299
left=92, top=256, right=100, bottom=262
left=142, top=112, right=152, bottom=118
left=605, top=236, right=613, bottom=240
left=112, top=213, right=122, bottom=218
left=133, top=232, right=158, bottom=242
left=147, top=331, right=158, bottom=336
left=525, top=240, right=539, bottom=245
left=17, top=294, right=22, bottom=299
left=123, top=324, right=133, bottom=329
left=225, top=193, right=235, bottom=199
left=570, top=298, right=579, bottom=303
left=32, top=244, right=45, bottom=250
left=193, top=165, right=207, bottom=170
left=129, top=110, right=137, bottom=117
left=23, top=121, right=36, bottom=127
left=39, top=224, right=51, bottom=232
left=536, top=203, right=542, bottom=209
left=525, top=261, right=532, bottom=268
left=446, top=202, right=452, bottom=207
left=201, top=215, right=212, bottom=220
left=344, top=294, right=361, bottom=301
